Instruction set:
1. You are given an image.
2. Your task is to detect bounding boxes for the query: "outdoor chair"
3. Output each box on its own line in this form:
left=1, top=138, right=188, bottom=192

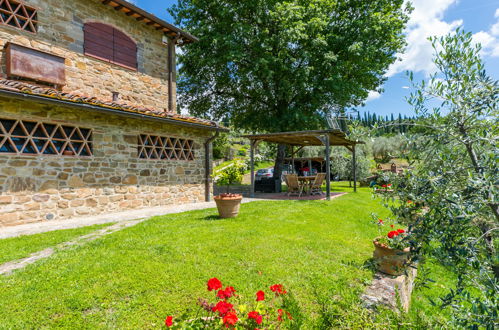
left=310, top=173, right=326, bottom=196
left=286, top=174, right=303, bottom=197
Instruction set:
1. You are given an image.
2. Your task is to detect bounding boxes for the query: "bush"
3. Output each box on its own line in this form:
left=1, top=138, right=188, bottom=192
left=213, top=161, right=246, bottom=193
left=213, top=134, right=231, bottom=160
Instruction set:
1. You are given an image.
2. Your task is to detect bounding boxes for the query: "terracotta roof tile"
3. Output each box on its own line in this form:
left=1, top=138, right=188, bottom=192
left=0, top=79, right=220, bottom=129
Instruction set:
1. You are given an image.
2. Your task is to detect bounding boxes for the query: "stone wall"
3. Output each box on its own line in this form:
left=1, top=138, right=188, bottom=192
left=0, top=98, right=212, bottom=227
left=0, top=0, right=175, bottom=112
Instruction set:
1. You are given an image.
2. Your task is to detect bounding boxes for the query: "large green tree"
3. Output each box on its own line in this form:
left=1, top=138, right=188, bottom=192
left=170, top=0, right=410, bottom=178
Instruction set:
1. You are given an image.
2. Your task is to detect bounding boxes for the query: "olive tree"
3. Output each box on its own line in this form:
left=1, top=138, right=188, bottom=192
left=387, top=30, right=498, bottom=327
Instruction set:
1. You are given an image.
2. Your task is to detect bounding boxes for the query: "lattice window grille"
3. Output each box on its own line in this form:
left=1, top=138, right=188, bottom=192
left=0, top=119, right=93, bottom=156
left=0, top=0, right=38, bottom=33
left=138, top=134, right=194, bottom=161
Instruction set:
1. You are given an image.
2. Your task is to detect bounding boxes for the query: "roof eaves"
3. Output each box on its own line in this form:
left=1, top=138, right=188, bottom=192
left=102, top=0, right=199, bottom=44
left=0, top=88, right=228, bottom=132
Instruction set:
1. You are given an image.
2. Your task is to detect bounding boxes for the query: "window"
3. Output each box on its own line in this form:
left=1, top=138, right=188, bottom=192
left=0, top=0, right=37, bottom=33
left=0, top=118, right=93, bottom=157
left=138, top=134, right=194, bottom=161
left=84, top=22, right=137, bottom=70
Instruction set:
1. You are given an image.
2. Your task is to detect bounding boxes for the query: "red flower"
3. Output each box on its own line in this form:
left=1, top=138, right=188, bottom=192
left=165, top=316, right=173, bottom=327
left=378, top=219, right=384, bottom=224
left=277, top=309, right=284, bottom=322
left=223, top=312, right=238, bottom=328
left=256, top=290, right=265, bottom=301
left=381, top=184, right=387, bottom=188
left=277, top=309, right=292, bottom=321
left=217, top=286, right=236, bottom=299
left=224, top=286, right=236, bottom=297
left=270, top=284, right=287, bottom=295
left=387, top=231, right=399, bottom=239
left=390, top=224, right=394, bottom=228
left=212, top=300, right=234, bottom=316
left=388, top=184, right=392, bottom=187
left=207, top=277, right=222, bottom=291
left=397, top=229, right=405, bottom=234
left=248, top=311, right=263, bottom=325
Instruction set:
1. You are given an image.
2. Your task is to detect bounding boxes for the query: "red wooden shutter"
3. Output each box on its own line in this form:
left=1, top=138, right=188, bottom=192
left=84, top=23, right=137, bottom=70
left=84, top=23, right=114, bottom=63
left=113, top=29, right=137, bottom=70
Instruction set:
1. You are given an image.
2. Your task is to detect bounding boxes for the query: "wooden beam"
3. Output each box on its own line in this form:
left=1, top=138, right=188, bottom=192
left=126, top=10, right=135, bottom=16
left=136, top=16, right=145, bottom=21
left=352, top=145, right=357, bottom=192
left=325, top=135, right=331, bottom=201
left=114, top=5, right=124, bottom=11
left=102, top=0, right=112, bottom=4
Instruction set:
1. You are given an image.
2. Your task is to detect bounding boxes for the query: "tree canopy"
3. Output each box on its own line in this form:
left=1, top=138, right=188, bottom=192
left=170, top=0, right=411, bottom=133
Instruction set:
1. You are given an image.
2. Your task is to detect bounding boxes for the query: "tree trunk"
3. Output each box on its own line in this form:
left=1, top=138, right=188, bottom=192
left=273, top=144, right=287, bottom=183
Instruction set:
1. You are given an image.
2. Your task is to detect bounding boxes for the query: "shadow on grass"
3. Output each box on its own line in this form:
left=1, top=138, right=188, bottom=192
left=201, top=215, right=222, bottom=221
left=363, top=257, right=377, bottom=273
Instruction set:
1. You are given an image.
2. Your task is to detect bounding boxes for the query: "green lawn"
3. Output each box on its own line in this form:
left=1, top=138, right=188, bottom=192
left=0, top=223, right=112, bottom=264
left=0, top=185, right=454, bottom=328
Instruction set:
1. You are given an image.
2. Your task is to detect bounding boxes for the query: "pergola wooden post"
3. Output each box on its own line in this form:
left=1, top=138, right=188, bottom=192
left=324, top=134, right=331, bottom=200
left=352, top=144, right=357, bottom=193
left=244, top=130, right=364, bottom=199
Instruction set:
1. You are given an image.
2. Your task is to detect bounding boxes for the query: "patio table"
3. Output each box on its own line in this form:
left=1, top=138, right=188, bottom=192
left=298, top=176, right=316, bottom=194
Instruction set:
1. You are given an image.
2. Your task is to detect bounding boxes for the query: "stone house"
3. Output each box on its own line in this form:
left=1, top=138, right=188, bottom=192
left=0, top=0, right=226, bottom=226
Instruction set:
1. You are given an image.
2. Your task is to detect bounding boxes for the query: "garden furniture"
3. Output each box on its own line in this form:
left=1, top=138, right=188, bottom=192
left=309, top=173, right=326, bottom=195
left=298, top=175, right=316, bottom=195
left=285, top=174, right=304, bottom=197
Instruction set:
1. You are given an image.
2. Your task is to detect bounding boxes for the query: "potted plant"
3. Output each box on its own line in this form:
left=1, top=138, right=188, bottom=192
left=213, top=162, right=244, bottom=218
left=373, top=227, right=410, bottom=276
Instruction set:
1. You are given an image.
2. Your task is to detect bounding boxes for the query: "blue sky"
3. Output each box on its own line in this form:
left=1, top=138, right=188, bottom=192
left=132, top=0, right=499, bottom=118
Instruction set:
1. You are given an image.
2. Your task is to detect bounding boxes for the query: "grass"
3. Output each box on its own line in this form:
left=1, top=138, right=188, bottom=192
left=0, top=223, right=112, bottom=264
left=0, top=184, right=455, bottom=328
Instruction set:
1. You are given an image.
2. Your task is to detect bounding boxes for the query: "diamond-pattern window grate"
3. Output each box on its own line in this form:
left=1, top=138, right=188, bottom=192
left=0, top=118, right=93, bottom=157
left=138, top=134, right=194, bottom=161
left=0, top=0, right=38, bottom=33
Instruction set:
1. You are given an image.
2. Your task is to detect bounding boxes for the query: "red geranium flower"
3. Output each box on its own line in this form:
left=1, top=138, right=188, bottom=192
left=387, top=231, right=399, bottom=239
left=217, top=286, right=236, bottom=299
left=381, top=184, right=387, bottom=188
left=207, top=277, right=222, bottom=291
left=223, top=312, right=238, bottom=328
left=256, top=290, right=265, bottom=301
left=277, top=309, right=291, bottom=321
left=270, top=284, right=287, bottom=295
left=212, top=300, right=234, bottom=316
left=378, top=219, right=384, bottom=224
left=277, top=309, right=284, bottom=322
left=165, top=316, right=173, bottom=327
left=390, top=224, right=394, bottom=228
left=397, top=229, right=405, bottom=234
left=248, top=311, right=263, bottom=325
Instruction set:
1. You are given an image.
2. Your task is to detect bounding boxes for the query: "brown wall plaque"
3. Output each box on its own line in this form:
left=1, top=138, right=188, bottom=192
left=6, top=43, right=66, bottom=86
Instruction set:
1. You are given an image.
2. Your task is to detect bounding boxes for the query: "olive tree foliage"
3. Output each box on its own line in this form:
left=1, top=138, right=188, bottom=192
left=387, top=30, right=498, bottom=328
left=371, top=135, right=407, bottom=162
left=170, top=0, right=411, bottom=180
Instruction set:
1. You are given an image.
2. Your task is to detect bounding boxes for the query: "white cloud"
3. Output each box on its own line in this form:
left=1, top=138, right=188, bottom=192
left=387, top=0, right=462, bottom=77
left=472, top=8, right=499, bottom=57
left=366, top=91, right=381, bottom=102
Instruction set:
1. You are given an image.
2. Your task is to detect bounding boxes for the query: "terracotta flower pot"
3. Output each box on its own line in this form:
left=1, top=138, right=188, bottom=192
left=214, top=194, right=242, bottom=218
left=373, top=240, right=410, bottom=276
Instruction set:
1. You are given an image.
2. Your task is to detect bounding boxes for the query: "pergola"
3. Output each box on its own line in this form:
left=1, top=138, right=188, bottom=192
left=243, top=129, right=364, bottom=200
